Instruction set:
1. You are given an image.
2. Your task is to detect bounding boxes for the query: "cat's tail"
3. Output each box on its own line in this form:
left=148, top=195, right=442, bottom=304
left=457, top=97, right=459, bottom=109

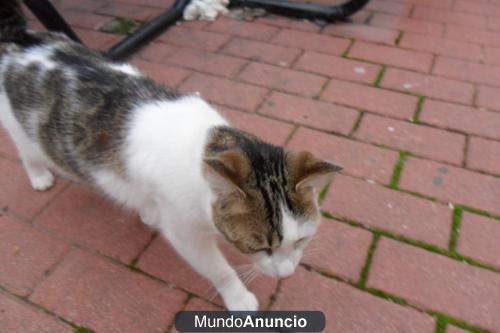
left=0, top=0, right=29, bottom=44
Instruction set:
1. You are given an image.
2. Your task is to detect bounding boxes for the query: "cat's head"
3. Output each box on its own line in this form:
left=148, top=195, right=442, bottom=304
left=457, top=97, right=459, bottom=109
left=203, top=127, right=342, bottom=278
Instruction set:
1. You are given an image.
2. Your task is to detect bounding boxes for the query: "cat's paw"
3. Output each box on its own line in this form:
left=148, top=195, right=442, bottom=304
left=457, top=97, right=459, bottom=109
left=30, top=170, right=55, bottom=191
left=224, top=290, right=259, bottom=311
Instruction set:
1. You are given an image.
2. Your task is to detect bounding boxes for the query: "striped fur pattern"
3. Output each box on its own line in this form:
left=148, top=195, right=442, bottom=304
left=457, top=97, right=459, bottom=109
left=0, top=0, right=342, bottom=311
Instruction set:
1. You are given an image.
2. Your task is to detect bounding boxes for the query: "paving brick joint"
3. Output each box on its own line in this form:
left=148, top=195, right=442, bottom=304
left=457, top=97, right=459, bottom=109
left=1, top=0, right=498, bottom=332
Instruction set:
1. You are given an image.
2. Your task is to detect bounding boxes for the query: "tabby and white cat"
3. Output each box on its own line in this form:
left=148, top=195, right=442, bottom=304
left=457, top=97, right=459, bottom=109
left=0, top=2, right=341, bottom=311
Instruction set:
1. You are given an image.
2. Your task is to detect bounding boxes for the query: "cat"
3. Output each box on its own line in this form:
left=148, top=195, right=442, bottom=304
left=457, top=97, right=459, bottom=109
left=0, top=1, right=342, bottom=311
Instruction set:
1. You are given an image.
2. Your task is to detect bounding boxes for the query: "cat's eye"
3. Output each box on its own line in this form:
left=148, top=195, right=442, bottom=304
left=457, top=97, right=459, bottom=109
left=294, top=237, right=308, bottom=249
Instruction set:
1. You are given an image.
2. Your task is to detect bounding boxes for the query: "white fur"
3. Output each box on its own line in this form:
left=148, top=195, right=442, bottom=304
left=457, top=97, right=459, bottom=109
left=108, top=63, right=141, bottom=76
left=183, top=0, right=229, bottom=21
left=0, top=50, right=314, bottom=310
left=253, top=205, right=320, bottom=278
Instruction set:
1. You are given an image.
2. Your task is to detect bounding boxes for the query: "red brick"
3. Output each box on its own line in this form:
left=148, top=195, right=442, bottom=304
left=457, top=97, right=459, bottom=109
left=57, top=0, right=106, bottom=12
left=255, top=15, right=321, bottom=32
left=390, top=0, right=453, bottom=10
left=400, top=157, right=500, bottom=216
left=73, top=28, right=120, bottom=50
left=31, top=250, right=187, bottom=333
left=484, top=47, right=500, bottom=66
left=36, top=185, right=153, bottom=263
left=365, top=0, right=412, bottom=16
left=321, top=79, right=418, bottom=120
left=349, top=41, right=433, bottom=73
left=170, top=298, right=222, bottom=333
left=218, top=107, right=294, bottom=146
left=302, top=221, right=373, bottom=282
left=0, top=159, right=67, bottom=220
left=0, top=291, right=72, bottom=333
left=447, top=326, right=469, bottom=333
left=477, top=85, right=500, bottom=112
left=381, top=68, right=474, bottom=104
left=467, top=137, right=500, bottom=175
left=368, top=238, right=500, bottom=332
left=454, top=0, right=500, bottom=16
left=399, top=33, right=482, bottom=62
left=294, top=51, right=380, bottom=84
left=131, top=59, right=190, bottom=87
left=370, top=13, right=444, bottom=36
left=349, top=10, right=372, bottom=24
left=112, top=0, right=174, bottom=7
left=0, top=127, right=18, bottom=161
left=239, top=62, right=327, bottom=98
left=271, top=29, right=351, bottom=56
left=158, top=26, right=230, bottom=52
left=220, top=38, right=301, bottom=67
left=287, top=128, right=398, bottom=184
left=0, top=215, right=69, bottom=296
left=96, top=2, right=162, bottom=21
left=137, top=237, right=277, bottom=308
left=272, top=268, right=435, bottom=333
left=207, top=17, right=279, bottom=41
left=412, top=6, right=486, bottom=29
left=488, top=16, right=500, bottom=30
left=434, top=57, right=500, bottom=88
left=323, top=23, right=400, bottom=45
left=259, top=92, right=359, bottom=135
left=446, top=25, right=500, bottom=48
left=324, top=175, right=452, bottom=247
left=163, top=47, right=246, bottom=77
left=60, top=10, right=111, bottom=30
left=355, top=114, right=465, bottom=164
left=179, top=73, right=268, bottom=111
left=140, top=42, right=178, bottom=62
left=457, top=212, right=500, bottom=268
left=420, top=99, right=500, bottom=141
left=176, top=20, right=211, bottom=30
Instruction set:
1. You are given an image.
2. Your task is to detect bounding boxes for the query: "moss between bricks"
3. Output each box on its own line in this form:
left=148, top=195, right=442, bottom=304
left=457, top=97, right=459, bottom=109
left=320, top=211, right=500, bottom=274
left=413, top=96, right=425, bottom=123
left=389, top=151, right=410, bottom=189
left=373, top=65, right=386, bottom=87
left=98, top=18, right=138, bottom=35
left=449, top=207, right=463, bottom=253
left=74, top=327, right=95, bottom=333
left=357, top=234, right=380, bottom=288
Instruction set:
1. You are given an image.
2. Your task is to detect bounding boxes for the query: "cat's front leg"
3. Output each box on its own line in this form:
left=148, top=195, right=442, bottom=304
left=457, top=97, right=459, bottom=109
left=161, top=226, right=258, bottom=311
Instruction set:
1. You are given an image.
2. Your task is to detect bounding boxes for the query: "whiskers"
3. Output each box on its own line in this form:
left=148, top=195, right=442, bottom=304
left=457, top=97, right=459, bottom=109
left=201, top=264, right=260, bottom=303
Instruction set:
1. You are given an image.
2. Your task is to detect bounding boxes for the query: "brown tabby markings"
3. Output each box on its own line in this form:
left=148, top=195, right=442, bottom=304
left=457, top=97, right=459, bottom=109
left=203, top=126, right=337, bottom=255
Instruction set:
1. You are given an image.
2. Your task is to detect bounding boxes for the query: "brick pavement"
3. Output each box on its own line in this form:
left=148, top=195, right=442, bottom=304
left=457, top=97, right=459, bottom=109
left=1, top=0, right=499, bottom=332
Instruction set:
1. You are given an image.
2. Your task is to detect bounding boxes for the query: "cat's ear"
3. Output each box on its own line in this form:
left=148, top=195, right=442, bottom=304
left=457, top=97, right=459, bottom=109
left=203, top=150, right=250, bottom=197
left=287, top=151, right=342, bottom=191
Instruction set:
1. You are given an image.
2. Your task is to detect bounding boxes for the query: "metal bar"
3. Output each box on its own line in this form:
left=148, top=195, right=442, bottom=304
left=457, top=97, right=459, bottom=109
left=229, top=0, right=370, bottom=21
left=106, top=0, right=192, bottom=60
left=23, top=0, right=82, bottom=43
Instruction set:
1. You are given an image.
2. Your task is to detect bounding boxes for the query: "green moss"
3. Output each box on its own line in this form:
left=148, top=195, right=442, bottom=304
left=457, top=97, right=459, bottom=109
left=321, top=213, right=500, bottom=273
left=460, top=205, right=500, bottom=221
left=365, top=288, right=409, bottom=306
left=318, top=181, right=332, bottom=204
left=373, top=65, right=386, bottom=87
left=357, top=234, right=380, bottom=288
left=412, top=96, right=425, bottom=122
left=99, top=18, right=138, bottom=35
left=429, top=312, right=489, bottom=333
left=389, top=151, right=410, bottom=189
left=449, top=208, right=463, bottom=253
left=435, top=316, right=446, bottom=333
left=350, top=112, right=364, bottom=136
left=74, top=327, right=95, bottom=333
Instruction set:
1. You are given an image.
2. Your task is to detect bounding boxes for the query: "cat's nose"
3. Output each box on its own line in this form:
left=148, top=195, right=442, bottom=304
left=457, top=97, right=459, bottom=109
left=277, top=260, right=294, bottom=278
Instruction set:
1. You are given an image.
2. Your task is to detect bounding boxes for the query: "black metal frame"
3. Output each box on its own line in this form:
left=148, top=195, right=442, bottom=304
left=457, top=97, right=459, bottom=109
left=24, top=0, right=370, bottom=60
